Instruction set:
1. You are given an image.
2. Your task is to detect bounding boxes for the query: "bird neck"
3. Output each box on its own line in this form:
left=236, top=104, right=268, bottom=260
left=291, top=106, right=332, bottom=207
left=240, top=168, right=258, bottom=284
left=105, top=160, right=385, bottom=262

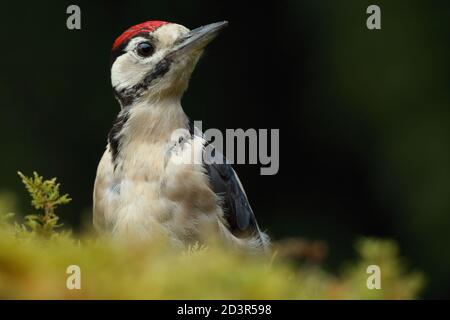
left=123, top=97, right=189, bottom=144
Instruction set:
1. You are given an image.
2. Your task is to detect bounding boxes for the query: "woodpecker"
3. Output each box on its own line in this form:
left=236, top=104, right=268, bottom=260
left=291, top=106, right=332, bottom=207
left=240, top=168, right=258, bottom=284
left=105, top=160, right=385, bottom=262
left=93, top=21, right=269, bottom=252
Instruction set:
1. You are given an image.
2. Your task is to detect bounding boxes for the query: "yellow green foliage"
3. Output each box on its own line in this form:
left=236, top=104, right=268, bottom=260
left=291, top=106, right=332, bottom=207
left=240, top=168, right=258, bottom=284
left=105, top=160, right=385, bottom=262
left=17, top=172, right=71, bottom=237
left=0, top=172, right=425, bottom=299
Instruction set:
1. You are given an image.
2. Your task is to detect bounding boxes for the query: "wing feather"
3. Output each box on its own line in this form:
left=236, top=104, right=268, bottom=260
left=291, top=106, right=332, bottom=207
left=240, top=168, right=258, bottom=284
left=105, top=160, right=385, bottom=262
left=203, top=148, right=264, bottom=241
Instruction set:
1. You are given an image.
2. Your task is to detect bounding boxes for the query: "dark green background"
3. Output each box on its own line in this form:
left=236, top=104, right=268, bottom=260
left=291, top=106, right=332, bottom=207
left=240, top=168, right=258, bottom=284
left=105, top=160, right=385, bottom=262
left=0, top=1, right=449, bottom=298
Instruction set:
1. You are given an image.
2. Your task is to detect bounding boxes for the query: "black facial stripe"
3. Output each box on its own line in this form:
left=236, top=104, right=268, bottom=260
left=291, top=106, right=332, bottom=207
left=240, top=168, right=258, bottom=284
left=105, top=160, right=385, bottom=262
left=108, top=109, right=130, bottom=166
left=113, top=89, right=135, bottom=107
left=113, top=57, right=172, bottom=107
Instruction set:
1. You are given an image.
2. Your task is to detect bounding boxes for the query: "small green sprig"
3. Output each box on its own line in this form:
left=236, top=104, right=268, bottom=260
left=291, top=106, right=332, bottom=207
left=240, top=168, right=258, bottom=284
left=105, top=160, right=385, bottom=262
left=17, top=171, right=71, bottom=237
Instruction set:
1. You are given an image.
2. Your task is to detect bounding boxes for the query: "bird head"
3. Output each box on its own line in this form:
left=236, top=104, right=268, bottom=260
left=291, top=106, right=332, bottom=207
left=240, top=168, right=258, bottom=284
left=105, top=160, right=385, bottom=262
left=110, top=21, right=228, bottom=107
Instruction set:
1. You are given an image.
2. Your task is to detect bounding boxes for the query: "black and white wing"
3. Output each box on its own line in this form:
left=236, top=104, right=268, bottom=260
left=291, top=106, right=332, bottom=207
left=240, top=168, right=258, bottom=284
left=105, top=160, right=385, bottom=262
left=203, top=147, right=269, bottom=249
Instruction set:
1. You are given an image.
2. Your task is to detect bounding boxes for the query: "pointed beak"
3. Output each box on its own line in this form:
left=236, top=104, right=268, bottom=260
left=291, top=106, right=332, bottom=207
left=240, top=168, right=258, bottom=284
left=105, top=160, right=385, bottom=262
left=168, top=21, right=228, bottom=58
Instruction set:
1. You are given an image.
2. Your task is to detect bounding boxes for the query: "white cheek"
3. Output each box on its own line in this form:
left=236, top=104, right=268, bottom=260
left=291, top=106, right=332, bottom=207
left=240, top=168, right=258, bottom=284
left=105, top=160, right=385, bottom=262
left=111, top=54, right=143, bottom=90
left=111, top=50, right=169, bottom=91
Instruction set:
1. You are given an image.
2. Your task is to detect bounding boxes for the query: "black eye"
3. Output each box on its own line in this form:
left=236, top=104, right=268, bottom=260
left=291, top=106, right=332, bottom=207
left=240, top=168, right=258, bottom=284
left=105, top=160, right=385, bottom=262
left=136, top=42, right=154, bottom=57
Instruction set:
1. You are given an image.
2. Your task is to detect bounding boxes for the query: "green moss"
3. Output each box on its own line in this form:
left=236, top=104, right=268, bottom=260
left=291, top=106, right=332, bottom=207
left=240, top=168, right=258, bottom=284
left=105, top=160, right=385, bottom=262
left=0, top=172, right=425, bottom=299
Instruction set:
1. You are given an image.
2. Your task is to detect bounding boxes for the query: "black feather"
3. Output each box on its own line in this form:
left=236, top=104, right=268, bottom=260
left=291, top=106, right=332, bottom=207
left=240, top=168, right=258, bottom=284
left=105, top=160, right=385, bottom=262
left=108, top=110, right=129, bottom=166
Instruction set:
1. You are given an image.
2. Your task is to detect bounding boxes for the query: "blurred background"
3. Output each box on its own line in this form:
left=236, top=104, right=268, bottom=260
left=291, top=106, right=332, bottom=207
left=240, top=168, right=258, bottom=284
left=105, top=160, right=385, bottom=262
left=0, top=0, right=449, bottom=298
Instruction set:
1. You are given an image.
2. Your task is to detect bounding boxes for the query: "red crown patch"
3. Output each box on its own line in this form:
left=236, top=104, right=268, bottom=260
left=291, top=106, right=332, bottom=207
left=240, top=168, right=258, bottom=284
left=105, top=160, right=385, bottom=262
left=112, top=21, right=169, bottom=50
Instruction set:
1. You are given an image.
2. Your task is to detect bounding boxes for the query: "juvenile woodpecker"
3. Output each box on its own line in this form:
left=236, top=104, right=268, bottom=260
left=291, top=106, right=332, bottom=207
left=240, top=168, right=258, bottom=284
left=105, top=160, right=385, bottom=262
left=93, top=21, right=269, bottom=252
